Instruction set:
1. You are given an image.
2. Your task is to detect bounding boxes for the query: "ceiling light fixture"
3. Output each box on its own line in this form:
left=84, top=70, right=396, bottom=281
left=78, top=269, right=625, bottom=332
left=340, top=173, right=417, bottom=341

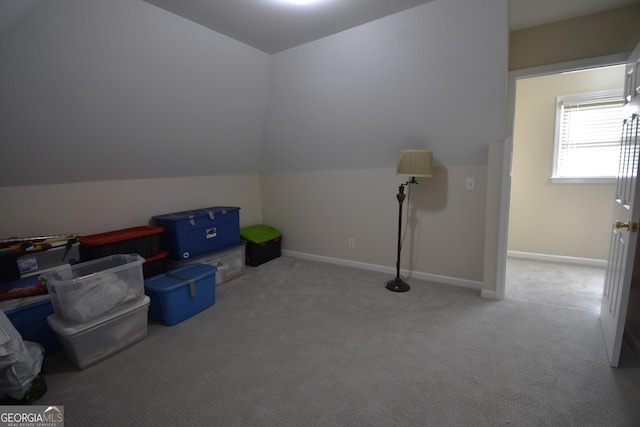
left=287, top=0, right=317, bottom=4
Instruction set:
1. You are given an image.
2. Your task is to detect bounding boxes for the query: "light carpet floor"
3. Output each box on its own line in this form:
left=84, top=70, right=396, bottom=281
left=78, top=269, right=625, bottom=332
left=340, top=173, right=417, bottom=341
left=33, top=256, right=640, bottom=426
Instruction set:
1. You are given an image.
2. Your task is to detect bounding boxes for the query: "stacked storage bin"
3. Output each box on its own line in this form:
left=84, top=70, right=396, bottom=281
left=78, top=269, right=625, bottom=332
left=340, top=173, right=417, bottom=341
left=15, top=238, right=80, bottom=279
left=153, top=207, right=245, bottom=286
left=1, top=235, right=80, bottom=284
left=240, top=225, right=282, bottom=267
left=143, top=207, right=242, bottom=326
left=79, top=226, right=168, bottom=278
left=40, top=254, right=150, bottom=370
left=1, top=236, right=81, bottom=356
left=164, top=242, right=246, bottom=285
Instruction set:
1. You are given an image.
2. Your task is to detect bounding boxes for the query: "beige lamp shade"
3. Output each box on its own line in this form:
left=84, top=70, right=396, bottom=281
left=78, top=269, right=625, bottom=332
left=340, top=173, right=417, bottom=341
left=396, top=149, right=433, bottom=178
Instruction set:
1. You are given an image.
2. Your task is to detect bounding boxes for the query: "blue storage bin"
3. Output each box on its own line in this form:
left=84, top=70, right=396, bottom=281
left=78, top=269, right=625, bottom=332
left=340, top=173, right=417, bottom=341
left=152, top=207, right=241, bottom=261
left=4, top=297, right=60, bottom=356
left=144, top=264, right=217, bottom=326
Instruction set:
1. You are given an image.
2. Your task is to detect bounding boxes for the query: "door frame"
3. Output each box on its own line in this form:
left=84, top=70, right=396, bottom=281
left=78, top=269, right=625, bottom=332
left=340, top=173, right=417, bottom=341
left=495, top=53, right=630, bottom=300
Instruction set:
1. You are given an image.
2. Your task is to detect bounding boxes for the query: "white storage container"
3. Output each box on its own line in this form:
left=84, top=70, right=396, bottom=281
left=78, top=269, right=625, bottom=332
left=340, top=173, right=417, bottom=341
left=39, top=254, right=144, bottom=324
left=47, top=296, right=149, bottom=370
left=166, top=242, right=245, bottom=285
left=17, top=243, right=80, bottom=276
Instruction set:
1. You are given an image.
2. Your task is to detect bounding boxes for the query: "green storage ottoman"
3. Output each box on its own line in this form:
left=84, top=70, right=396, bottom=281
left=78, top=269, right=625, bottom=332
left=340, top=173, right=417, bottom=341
left=240, top=225, right=282, bottom=267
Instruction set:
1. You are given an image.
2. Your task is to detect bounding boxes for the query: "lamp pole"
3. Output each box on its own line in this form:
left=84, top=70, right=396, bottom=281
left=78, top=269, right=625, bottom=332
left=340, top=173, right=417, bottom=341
left=387, top=149, right=432, bottom=292
left=386, top=182, right=411, bottom=292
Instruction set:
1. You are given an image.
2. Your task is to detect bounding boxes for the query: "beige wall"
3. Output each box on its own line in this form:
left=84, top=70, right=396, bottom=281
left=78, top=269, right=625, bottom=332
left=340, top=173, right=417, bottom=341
left=1, top=167, right=489, bottom=287
left=509, top=5, right=640, bottom=71
left=260, top=166, right=488, bottom=283
left=508, top=65, right=625, bottom=260
left=0, top=175, right=263, bottom=237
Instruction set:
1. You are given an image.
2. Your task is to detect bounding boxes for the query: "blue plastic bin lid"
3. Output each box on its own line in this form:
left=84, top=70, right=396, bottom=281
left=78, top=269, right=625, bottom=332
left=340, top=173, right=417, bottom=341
left=4, top=295, right=52, bottom=321
left=152, top=206, right=240, bottom=222
left=144, top=264, right=218, bottom=292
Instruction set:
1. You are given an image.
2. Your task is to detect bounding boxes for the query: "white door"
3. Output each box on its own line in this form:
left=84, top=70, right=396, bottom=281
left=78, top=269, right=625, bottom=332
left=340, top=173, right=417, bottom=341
left=600, top=44, right=640, bottom=367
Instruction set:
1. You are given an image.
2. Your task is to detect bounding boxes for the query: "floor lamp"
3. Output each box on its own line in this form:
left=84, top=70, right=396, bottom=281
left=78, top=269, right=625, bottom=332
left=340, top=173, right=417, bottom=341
left=385, top=149, right=433, bottom=292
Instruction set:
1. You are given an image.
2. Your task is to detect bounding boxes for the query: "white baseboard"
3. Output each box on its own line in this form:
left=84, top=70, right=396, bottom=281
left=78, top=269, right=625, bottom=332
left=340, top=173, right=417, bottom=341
left=282, top=250, right=483, bottom=291
left=480, top=289, right=497, bottom=300
left=507, top=251, right=606, bottom=268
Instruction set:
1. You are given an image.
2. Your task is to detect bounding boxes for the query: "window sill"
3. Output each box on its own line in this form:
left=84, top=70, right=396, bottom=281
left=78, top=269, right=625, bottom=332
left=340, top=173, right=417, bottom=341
left=551, top=177, right=616, bottom=184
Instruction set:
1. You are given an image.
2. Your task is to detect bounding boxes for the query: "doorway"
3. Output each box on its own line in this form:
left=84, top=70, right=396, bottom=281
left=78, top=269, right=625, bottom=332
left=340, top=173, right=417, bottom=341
left=496, top=53, right=630, bottom=302
left=505, top=65, right=625, bottom=310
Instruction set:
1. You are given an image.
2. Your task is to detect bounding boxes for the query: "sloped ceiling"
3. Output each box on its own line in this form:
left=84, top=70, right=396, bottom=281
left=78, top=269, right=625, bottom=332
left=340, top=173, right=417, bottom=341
left=140, top=0, right=640, bottom=53
left=146, top=0, right=640, bottom=53
left=142, top=0, right=436, bottom=54
left=0, top=0, right=46, bottom=33
left=3, top=0, right=638, bottom=53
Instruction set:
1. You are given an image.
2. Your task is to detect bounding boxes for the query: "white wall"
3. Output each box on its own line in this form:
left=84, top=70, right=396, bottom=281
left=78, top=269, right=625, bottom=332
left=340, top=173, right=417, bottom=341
left=0, top=0, right=271, bottom=186
left=261, top=0, right=508, bottom=172
left=261, top=0, right=508, bottom=284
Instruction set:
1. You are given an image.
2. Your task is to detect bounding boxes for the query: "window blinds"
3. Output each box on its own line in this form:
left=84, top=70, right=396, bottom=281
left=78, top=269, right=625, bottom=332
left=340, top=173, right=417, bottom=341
left=555, top=92, right=624, bottom=179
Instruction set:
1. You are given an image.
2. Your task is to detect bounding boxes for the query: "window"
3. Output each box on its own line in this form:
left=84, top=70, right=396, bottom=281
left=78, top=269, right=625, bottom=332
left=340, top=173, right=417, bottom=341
left=552, top=89, right=624, bottom=183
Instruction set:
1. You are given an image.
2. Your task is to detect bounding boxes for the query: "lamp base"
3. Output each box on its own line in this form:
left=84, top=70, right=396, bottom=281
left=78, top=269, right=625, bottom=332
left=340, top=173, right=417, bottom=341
left=385, top=278, right=410, bottom=292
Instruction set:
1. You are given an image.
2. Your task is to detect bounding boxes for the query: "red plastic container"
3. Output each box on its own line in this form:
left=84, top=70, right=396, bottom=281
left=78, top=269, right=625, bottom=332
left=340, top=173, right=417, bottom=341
left=80, top=226, right=165, bottom=261
left=143, top=250, right=168, bottom=278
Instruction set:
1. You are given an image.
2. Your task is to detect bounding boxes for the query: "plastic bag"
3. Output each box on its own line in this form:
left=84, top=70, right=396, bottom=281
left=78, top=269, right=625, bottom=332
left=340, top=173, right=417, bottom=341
left=63, top=273, right=129, bottom=323
left=0, top=310, right=44, bottom=400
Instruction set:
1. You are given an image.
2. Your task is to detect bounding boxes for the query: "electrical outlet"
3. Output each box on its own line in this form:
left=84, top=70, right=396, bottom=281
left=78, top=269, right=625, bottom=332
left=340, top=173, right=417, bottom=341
left=466, top=178, right=475, bottom=191
left=348, top=238, right=356, bottom=249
